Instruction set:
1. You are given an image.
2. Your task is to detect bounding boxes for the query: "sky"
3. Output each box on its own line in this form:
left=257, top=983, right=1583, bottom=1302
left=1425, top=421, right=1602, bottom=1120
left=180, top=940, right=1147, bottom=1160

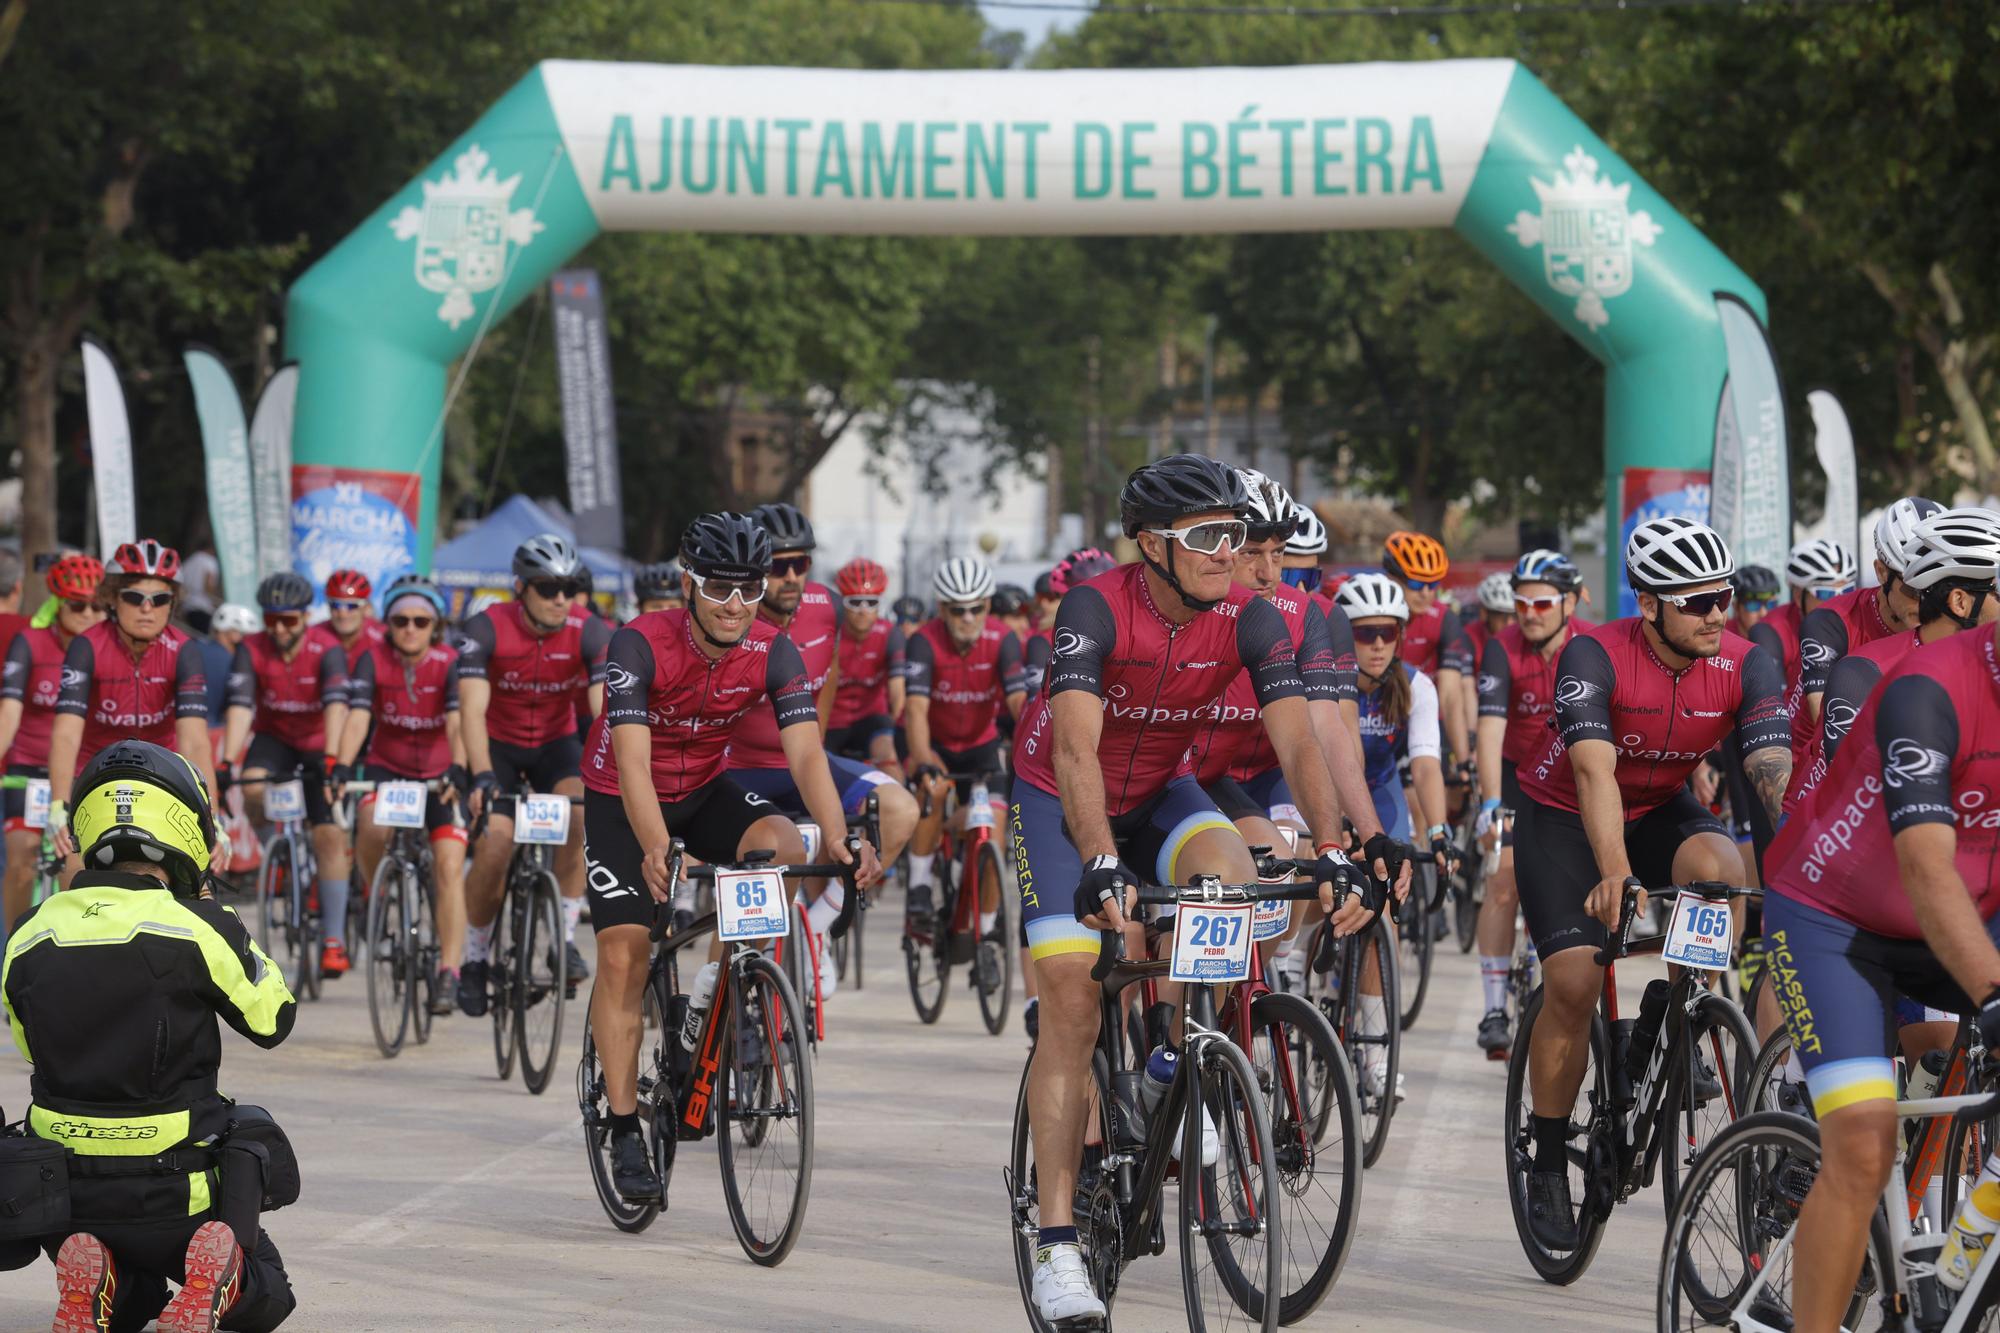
left=978, top=2, right=1074, bottom=53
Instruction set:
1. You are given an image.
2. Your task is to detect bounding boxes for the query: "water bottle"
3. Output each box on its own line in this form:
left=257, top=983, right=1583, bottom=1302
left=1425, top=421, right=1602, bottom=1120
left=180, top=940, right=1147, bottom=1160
left=1939, top=1180, right=2000, bottom=1290
left=680, top=961, right=720, bottom=1052
left=1625, top=978, right=1673, bottom=1083
left=1138, top=1045, right=1178, bottom=1122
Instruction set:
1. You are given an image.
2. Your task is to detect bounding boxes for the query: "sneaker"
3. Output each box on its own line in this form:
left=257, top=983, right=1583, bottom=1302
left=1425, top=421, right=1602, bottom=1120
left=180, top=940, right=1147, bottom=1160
left=1693, top=1055, right=1723, bottom=1105
left=430, top=967, right=458, bottom=1017
left=565, top=941, right=590, bottom=985
left=813, top=933, right=838, bottom=1001
left=156, top=1220, right=243, bottom=1333
left=610, top=1129, right=662, bottom=1204
left=320, top=939, right=351, bottom=978
left=1024, top=996, right=1039, bottom=1044
left=976, top=941, right=1002, bottom=992
left=1527, top=1170, right=1580, bottom=1251
left=456, top=959, right=489, bottom=1017
left=906, top=885, right=934, bottom=924
left=1477, top=1008, right=1511, bottom=1058
left=1167, top=1100, right=1222, bottom=1167
left=53, top=1232, right=116, bottom=1333
left=1031, top=1241, right=1106, bottom=1327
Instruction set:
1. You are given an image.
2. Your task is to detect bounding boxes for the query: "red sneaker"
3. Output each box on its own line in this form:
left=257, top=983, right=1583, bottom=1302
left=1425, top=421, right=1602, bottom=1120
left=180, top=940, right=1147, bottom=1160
left=157, top=1221, right=242, bottom=1333
left=321, top=939, right=351, bottom=977
left=52, top=1231, right=117, bottom=1333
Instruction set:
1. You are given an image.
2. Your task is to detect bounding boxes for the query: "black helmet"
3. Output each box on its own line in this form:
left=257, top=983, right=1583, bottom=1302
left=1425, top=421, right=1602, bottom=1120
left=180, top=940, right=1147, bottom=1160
left=635, top=561, right=681, bottom=600
left=69, top=739, right=216, bottom=892
left=1119, top=455, right=1250, bottom=539
left=1730, top=564, right=1781, bottom=601
left=892, top=595, right=925, bottom=624
left=750, top=502, right=816, bottom=553
left=1033, top=571, right=1055, bottom=598
left=993, top=584, right=1031, bottom=617
left=680, top=512, right=772, bottom=579
left=513, top=532, right=583, bottom=583
left=255, top=571, right=314, bottom=613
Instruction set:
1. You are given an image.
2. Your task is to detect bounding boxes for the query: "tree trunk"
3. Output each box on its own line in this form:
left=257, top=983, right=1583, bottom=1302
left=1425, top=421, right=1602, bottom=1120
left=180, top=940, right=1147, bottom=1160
left=1042, top=437, right=1064, bottom=557
left=15, top=331, right=58, bottom=562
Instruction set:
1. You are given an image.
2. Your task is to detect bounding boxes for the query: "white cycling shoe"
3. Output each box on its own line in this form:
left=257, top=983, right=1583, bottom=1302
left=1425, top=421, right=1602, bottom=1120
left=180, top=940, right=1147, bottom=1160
left=1032, top=1242, right=1107, bottom=1328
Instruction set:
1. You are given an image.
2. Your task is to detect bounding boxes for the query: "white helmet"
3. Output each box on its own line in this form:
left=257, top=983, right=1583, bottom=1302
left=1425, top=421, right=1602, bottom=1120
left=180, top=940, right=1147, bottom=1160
left=1901, top=507, right=2000, bottom=591
left=1625, top=516, right=1734, bottom=591
left=1477, top=571, right=1515, bottom=613
left=212, top=603, right=260, bottom=635
left=1874, top=496, right=1946, bottom=575
left=932, top=556, right=996, bottom=604
left=1334, top=572, right=1410, bottom=623
left=1286, top=508, right=1328, bottom=557
left=1237, top=468, right=1297, bottom=541
left=1785, top=537, right=1857, bottom=591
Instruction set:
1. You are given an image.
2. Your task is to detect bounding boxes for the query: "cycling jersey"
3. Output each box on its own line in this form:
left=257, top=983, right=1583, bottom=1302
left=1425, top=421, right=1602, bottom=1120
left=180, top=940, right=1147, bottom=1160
left=903, top=617, right=1027, bottom=751
left=1189, top=588, right=1341, bottom=784
left=1021, top=626, right=1054, bottom=698
left=456, top=601, right=612, bottom=747
left=1795, top=585, right=1897, bottom=701
left=1790, top=628, right=1924, bottom=806
left=347, top=641, right=461, bottom=779
left=1012, top=564, right=1305, bottom=816
left=725, top=583, right=837, bottom=771
left=56, top=622, right=209, bottom=765
left=829, top=618, right=905, bottom=729
left=1749, top=601, right=1803, bottom=696
left=1404, top=602, right=1473, bottom=678
left=1358, top=665, right=1441, bottom=793
left=582, top=611, right=817, bottom=802
left=307, top=619, right=384, bottom=690
left=1477, top=625, right=1569, bottom=768
left=0, top=627, right=69, bottom=768
left=226, top=631, right=349, bottom=755
left=1518, top=618, right=1789, bottom=819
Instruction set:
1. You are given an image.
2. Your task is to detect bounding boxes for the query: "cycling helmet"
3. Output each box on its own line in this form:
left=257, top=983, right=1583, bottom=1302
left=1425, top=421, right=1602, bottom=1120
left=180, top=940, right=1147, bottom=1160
left=1119, top=455, right=1250, bottom=538
left=1334, top=572, right=1411, bottom=624
left=1477, top=572, right=1514, bottom=613
left=1049, top=547, right=1117, bottom=596
left=45, top=552, right=103, bottom=601
left=1287, top=509, right=1328, bottom=558
left=634, top=561, right=681, bottom=601
left=69, top=739, right=215, bottom=892
left=211, top=604, right=260, bottom=635
left=1238, top=468, right=1298, bottom=543
left=680, top=512, right=772, bottom=580
left=1382, top=531, right=1448, bottom=584
left=1875, top=496, right=1947, bottom=575
left=325, top=568, right=372, bottom=601
left=933, top=556, right=997, bottom=604
left=1033, top=571, right=1055, bottom=598
left=1785, top=538, right=1857, bottom=590
left=1901, top=508, right=2000, bottom=591
left=1512, top=548, right=1583, bottom=593
left=255, top=571, right=314, bottom=612
left=751, top=502, right=816, bottom=553
left=1729, top=564, right=1782, bottom=601
left=892, top=595, right=925, bottom=625
left=110, top=539, right=180, bottom=581
left=1624, top=516, right=1733, bottom=591
left=380, top=574, right=447, bottom=620
left=835, top=558, right=889, bottom=598
left=993, top=584, right=1031, bottom=617
left=512, top=532, right=583, bottom=583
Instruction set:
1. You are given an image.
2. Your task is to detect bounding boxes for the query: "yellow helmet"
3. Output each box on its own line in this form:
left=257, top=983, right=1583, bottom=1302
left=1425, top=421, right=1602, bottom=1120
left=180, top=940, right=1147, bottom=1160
left=70, top=740, right=214, bottom=891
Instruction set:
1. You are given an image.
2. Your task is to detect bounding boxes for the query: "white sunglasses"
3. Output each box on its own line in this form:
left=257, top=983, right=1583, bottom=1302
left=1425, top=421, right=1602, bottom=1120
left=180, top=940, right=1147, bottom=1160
left=686, top=570, right=767, bottom=606
left=1145, top=519, right=1248, bottom=556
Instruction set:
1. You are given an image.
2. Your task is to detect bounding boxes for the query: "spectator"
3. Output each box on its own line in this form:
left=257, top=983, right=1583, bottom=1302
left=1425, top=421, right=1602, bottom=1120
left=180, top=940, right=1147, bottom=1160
left=180, top=545, right=221, bottom=630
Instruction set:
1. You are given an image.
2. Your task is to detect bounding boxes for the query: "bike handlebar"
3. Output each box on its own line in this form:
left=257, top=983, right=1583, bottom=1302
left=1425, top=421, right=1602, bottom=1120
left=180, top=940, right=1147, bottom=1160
left=651, top=831, right=865, bottom=943
left=1593, top=879, right=1764, bottom=966
left=1071, top=877, right=1326, bottom=983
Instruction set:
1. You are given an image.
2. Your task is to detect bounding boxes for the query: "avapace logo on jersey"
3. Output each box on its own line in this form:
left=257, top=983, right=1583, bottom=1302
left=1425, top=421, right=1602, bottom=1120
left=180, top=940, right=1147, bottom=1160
left=1795, top=773, right=1883, bottom=883
left=1822, top=698, right=1860, bottom=742
left=602, top=661, right=640, bottom=695
left=1616, top=732, right=1706, bottom=764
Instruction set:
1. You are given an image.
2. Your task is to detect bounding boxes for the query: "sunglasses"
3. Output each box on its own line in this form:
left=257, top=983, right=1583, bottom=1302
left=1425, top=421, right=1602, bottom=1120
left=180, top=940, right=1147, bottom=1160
left=1280, top=567, right=1323, bottom=593
left=264, top=612, right=304, bottom=628
left=328, top=599, right=367, bottom=613
left=528, top=580, right=582, bottom=600
left=1808, top=585, right=1844, bottom=601
left=845, top=597, right=881, bottom=611
left=687, top=571, right=766, bottom=606
left=119, top=589, right=173, bottom=610
left=1352, top=623, right=1402, bottom=646
left=771, top=555, right=813, bottom=577
left=1514, top=594, right=1563, bottom=613
left=1658, top=587, right=1734, bottom=617
left=1403, top=578, right=1443, bottom=592
left=1743, top=595, right=1779, bottom=611
left=388, top=614, right=435, bottom=630
left=944, top=604, right=986, bottom=619
left=62, top=599, right=94, bottom=616
left=1146, top=520, right=1248, bottom=556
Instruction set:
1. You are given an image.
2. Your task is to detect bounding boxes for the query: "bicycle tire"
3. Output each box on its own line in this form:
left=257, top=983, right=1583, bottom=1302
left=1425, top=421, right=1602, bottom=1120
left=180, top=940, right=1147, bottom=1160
left=1453, top=854, right=1482, bottom=955
left=1008, top=1045, right=1121, bottom=1333
left=1744, top=1026, right=1809, bottom=1118
left=1340, top=915, right=1400, bottom=1167
left=256, top=834, right=286, bottom=961
left=365, top=858, right=410, bottom=1059
left=410, top=865, right=437, bottom=1045
left=904, top=872, right=951, bottom=1025
left=576, top=966, right=672, bottom=1234
left=852, top=882, right=866, bottom=991
left=1658, top=990, right=1760, bottom=1211
left=1503, top=986, right=1610, bottom=1284
left=516, top=866, right=567, bottom=1095
left=1185, top=1034, right=1282, bottom=1333
left=492, top=864, right=520, bottom=1082
left=1395, top=885, right=1431, bottom=1032
left=717, top=951, right=815, bottom=1266
left=975, top=841, right=1011, bottom=1036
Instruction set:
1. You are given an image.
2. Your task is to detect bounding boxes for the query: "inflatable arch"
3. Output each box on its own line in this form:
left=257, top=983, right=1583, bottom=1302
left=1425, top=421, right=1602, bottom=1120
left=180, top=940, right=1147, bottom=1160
left=285, top=59, right=1786, bottom=606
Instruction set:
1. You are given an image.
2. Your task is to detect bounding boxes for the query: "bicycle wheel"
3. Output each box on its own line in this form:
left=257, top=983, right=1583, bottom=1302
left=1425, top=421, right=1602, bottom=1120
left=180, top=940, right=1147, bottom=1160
left=1503, top=986, right=1611, bottom=1284
left=410, top=870, right=437, bottom=1046
left=256, top=835, right=286, bottom=960
left=516, top=866, right=567, bottom=1095
left=1659, top=990, right=1760, bottom=1210
left=1395, top=884, right=1431, bottom=1032
left=851, top=883, right=866, bottom=991
left=1184, top=1035, right=1281, bottom=1333
left=1745, top=1026, right=1807, bottom=1118
left=1339, top=915, right=1400, bottom=1167
left=903, top=874, right=950, bottom=1025
left=716, top=952, right=814, bottom=1266
left=974, top=842, right=1012, bottom=1036
left=365, top=859, right=410, bottom=1059
left=1453, top=851, right=1482, bottom=955
left=577, top=967, right=673, bottom=1234
left=492, top=868, right=520, bottom=1082
left=1008, top=1046, right=1122, bottom=1333
left=1246, top=990, right=1361, bottom=1323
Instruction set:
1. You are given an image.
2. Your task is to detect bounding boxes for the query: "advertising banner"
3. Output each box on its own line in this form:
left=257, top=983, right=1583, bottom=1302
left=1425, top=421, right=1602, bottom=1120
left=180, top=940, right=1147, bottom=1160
left=290, top=464, right=420, bottom=606
left=1809, top=389, right=1859, bottom=563
left=80, top=336, right=137, bottom=557
left=1618, top=466, right=1712, bottom=617
left=249, top=364, right=299, bottom=583
left=183, top=347, right=258, bottom=605
left=1709, top=297, right=1790, bottom=583
left=549, top=270, right=625, bottom=551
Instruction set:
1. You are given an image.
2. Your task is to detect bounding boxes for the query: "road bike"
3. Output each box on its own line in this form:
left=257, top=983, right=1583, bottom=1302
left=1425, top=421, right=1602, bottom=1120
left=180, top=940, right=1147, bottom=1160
left=0, top=773, right=63, bottom=911
left=903, top=770, right=1011, bottom=1033
left=239, top=769, right=339, bottom=1003
left=771, top=798, right=879, bottom=1048
left=476, top=785, right=583, bottom=1095
left=348, top=778, right=453, bottom=1060
left=827, top=792, right=881, bottom=992
left=1298, top=903, right=1402, bottom=1167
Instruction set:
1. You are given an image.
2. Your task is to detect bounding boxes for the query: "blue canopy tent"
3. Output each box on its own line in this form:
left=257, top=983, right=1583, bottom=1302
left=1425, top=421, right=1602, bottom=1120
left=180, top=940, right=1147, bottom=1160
left=431, top=495, right=629, bottom=618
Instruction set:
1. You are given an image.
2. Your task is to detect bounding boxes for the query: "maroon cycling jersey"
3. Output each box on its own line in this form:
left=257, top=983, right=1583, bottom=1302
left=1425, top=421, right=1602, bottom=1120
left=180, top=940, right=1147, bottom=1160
left=830, top=618, right=905, bottom=728
left=1190, top=588, right=1340, bottom=783
left=307, top=620, right=384, bottom=691
left=1768, top=629, right=2000, bottom=938
left=1517, top=617, right=1789, bottom=818
left=1748, top=601, right=1803, bottom=699
left=582, top=611, right=817, bottom=801
left=456, top=601, right=611, bottom=747
left=57, top=622, right=208, bottom=766
left=1476, top=624, right=1575, bottom=769
left=348, top=641, right=460, bottom=779
left=1013, top=564, right=1305, bottom=816
left=1788, top=628, right=1925, bottom=808
left=1021, top=626, right=1055, bottom=698
left=1405, top=602, right=1472, bottom=678
left=1309, top=591, right=1362, bottom=689
left=904, top=618, right=1026, bottom=751
left=1782, top=586, right=1899, bottom=808
left=0, top=628, right=71, bottom=768
left=726, top=584, right=837, bottom=770
left=225, top=631, right=349, bottom=755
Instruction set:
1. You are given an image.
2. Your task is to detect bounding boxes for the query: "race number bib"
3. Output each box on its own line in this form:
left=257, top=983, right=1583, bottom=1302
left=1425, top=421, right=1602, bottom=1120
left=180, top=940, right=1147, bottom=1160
left=1170, top=901, right=1255, bottom=984
left=513, top=795, right=571, bottom=845
left=372, top=781, right=428, bottom=828
left=716, top=867, right=791, bottom=942
left=1662, top=893, right=1732, bottom=972
left=22, top=778, right=51, bottom=831
left=266, top=780, right=307, bottom=823
left=796, top=822, right=821, bottom=861
left=1253, top=890, right=1291, bottom=943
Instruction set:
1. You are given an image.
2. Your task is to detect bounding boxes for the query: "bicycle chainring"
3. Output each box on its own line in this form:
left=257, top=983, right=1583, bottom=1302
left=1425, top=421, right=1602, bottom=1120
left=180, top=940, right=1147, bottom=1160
left=1075, top=1172, right=1124, bottom=1306
left=1584, top=1121, right=1618, bottom=1221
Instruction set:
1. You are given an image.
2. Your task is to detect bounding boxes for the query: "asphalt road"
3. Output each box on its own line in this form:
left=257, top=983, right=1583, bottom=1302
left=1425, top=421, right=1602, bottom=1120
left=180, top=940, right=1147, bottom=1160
left=0, top=890, right=1671, bottom=1331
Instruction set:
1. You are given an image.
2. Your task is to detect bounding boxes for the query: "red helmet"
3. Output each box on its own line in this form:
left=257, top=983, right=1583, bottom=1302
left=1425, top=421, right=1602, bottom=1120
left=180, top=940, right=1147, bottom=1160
left=46, top=552, right=104, bottom=601
left=1049, top=547, right=1117, bottom=597
left=835, top=558, right=888, bottom=598
left=110, top=539, right=180, bottom=581
left=325, top=568, right=372, bottom=600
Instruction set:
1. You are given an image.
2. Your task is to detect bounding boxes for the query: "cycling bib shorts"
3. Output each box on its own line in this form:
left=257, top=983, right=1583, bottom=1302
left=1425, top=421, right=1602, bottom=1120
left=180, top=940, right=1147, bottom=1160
left=581, top=782, right=781, bottom=932
left=1513, top=787, right=1729, bottom=957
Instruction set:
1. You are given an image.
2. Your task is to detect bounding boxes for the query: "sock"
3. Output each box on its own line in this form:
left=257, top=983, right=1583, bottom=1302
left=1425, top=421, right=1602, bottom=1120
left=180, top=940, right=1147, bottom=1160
left=980, top=909, right=998, bottom=936
left=319, top=877, right=349, bottom=945
left=907, top=853, right=935, bottom=889
left=1358, top=994, right=1389, bottom=1077
left=1037, top=1224, right=1079, bottom=1250
left=806, top=882, right=846, bottom=934
left=1480, top=956, right=1510, bottom=1012
left=1978, top=1150, right=2000, bottom=1192
left=609, top=1111, right=641, bottom=1137
left=464, top=920, right=494, bottom=965
left=1533, top=1114, right=1572, bottom=1174
left=562, top=893, right=584, bottom=941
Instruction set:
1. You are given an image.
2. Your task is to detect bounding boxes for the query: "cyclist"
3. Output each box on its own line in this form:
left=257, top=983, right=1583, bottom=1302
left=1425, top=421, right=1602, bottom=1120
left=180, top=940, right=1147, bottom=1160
left=1032, top=569, right=1061, bottom=633
left=1512, top=516, right=1789, bottom=1249
left=1758, top=538, right=1859, bottom=697
left=309, top=568, right=383, bottom=670
left=457, top=534, right=611, bottom=1015
left=826, top=557, right=906, bottom=773
left=1281, top=509, right=1330, bottom=594
left=329, top=575, right=470, bottom=1015
left=633, top=561, right=683, bottom=615
left=1472, top=548, right=1584, bottom=1058
left=1383, top=531, right=1474, bottom=800
left=901, top=556, right=1028, bottom=947
left=891, top=594, right=925, bottom=635
left=993, top=583, right=1034, bottom=643
left=210, top=603, right=259, bottom=656
left=0, top=553, right=104, bottom=924
left=581, top=512, right=878, bottom=1205
left=1012, top=454, right=1376, bottom=1327
left=1468, top=572, right=1516, bottom=661
left=220, top=572, right=354, bottom=974
left=1021, top=549, right=1116, bottom=699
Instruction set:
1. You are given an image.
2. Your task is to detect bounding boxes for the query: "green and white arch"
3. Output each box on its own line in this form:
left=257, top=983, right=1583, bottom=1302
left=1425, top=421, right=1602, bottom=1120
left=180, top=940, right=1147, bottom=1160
left=285, top=58, right=1786, bottom=606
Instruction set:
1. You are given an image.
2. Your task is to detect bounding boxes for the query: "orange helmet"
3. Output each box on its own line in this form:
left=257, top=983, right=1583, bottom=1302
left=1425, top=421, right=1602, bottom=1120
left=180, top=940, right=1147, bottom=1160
left=1382, top=531, right=1448, bottom=585
left=46, top=552, right=105, bottom=601
left=835, top=558, right=888, bottom=598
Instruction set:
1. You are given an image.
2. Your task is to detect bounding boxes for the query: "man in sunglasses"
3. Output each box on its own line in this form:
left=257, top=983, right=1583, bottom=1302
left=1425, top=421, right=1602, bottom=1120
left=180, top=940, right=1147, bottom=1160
left=308, top=568, right=384, bottom=683
left=456, top=534, right=612, bottom=1012
left=220, top=572, right=355, bottom=974
left=1511, top=517, right=1789, bottom=1253
left=826, top=557, right=905, bottom=775
left=633, top=561, right=683, bottom=616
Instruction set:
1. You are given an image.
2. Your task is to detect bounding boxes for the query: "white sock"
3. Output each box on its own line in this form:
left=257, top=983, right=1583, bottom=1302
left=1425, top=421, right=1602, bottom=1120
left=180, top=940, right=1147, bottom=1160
left=562, top=894, right=583, bottom=941
left=464, top=920, right=494, bottom=965
left=979, top=909, right=998, bottom=935
left=907, top=853, right=935, bottom=889
left=1479, top=956, right=1510, bottom=1012
left=1780, top=1048, right=1805, bottom=1086
left=806, top=881, right=846, bottom=934
left=1359, top=994, right=1389, bottom=1075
